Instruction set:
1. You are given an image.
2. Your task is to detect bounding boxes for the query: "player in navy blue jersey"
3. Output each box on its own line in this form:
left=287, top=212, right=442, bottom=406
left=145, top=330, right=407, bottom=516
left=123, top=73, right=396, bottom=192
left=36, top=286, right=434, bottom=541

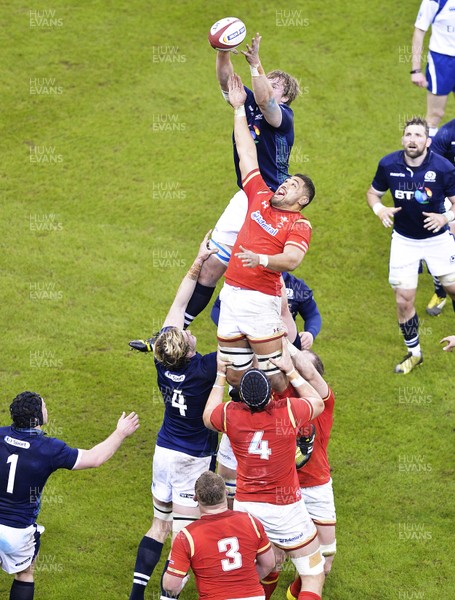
left=183, top=32, right=300, bottom=327
left=425, top=118, right=455, bottom=315
left=0, top=391, right=139, bottom=600
left=210, top=272, right=322, bottom=351
left=367, top=117, right=455, bottom=374
left=128, top=233, right=220, bottom=600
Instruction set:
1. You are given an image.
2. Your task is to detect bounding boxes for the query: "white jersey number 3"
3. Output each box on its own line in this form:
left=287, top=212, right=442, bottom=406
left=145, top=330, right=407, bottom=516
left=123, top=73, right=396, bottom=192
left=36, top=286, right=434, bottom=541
left=248, top=431, right=272, bottom=460
left=218, top=537, right=242, bottom=571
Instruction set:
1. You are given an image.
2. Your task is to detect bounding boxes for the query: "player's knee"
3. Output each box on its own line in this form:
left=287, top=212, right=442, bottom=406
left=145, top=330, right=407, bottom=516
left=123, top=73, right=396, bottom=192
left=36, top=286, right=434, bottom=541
left=291, top=549, right=325, bottom=576
left=389, top=276, right=418, bottom=290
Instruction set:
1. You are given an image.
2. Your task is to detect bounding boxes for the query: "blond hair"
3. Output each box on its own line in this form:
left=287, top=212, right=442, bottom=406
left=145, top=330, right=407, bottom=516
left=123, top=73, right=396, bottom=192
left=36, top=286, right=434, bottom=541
left=267, top=70, right=300, bottom=105
left=154, top=327, right=190, bottom=369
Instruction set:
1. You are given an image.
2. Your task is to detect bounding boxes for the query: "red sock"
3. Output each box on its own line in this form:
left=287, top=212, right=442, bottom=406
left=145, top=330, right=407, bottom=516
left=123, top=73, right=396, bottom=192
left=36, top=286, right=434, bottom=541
left=261, top=570, right=280, bottom=600
left=289, top=575, right=301, bottom=598
left=298, top=592, right=321, bottom=600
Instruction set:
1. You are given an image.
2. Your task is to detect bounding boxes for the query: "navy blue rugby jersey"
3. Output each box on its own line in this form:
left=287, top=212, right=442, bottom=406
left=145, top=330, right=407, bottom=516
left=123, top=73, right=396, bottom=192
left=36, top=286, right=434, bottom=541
left=431, top=120, right=455, bottom=165
left=0, top=427, right=79, bottom=528
left=282, top=272, right=322, bottom=339
left=155, top=351, right=218, bottom=458
left=371, top=149, right=455, bottom=239
left=233, top=86, right=294, bottom=191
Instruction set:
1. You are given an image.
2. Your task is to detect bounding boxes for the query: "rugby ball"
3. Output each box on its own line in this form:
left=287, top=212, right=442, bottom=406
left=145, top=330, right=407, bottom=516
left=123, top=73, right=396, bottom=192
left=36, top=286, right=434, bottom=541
left=208, top=17, right=246, bottom=50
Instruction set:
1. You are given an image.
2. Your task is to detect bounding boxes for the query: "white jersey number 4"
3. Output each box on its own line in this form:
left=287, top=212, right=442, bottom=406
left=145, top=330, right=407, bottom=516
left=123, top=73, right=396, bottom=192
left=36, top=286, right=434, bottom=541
left=248, top=431, right=272, bottom=460
left=171, top=390, right=187, bottom=416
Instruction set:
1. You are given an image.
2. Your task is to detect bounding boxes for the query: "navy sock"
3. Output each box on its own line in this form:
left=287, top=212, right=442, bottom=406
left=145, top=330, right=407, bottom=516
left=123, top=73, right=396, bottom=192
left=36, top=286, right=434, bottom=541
left=432, top=276, right=446, bottom=298
left=184, top=283, right=215, bottom=328
left=129, top=536, right=164, bottom=600
left=399, top=314, right=420, bottom=352
left=10, top=580, right=34, bottom=600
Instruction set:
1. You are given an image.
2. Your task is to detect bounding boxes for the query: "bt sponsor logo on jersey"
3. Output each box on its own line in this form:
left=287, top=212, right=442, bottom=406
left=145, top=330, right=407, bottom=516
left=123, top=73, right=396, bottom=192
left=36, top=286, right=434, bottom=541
left=394, top=187, right=432, bottom=203
left=165, top=371, right=186, bottom=382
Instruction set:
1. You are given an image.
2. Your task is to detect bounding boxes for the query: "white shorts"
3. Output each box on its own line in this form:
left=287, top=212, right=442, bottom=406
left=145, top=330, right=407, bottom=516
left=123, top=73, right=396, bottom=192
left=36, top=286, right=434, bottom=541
left=217, top=434, right=238, bottom=470
left=218, top=284, right=283, bottom=341
left=389, top=230, right=455, bottom=288
left=301, top=479, right=336, bottom=525
left=212, top=189, right=248, bottom=247
left=233, top=498, right=317, bottom=550
left=0, top=523, right=44, bottom=574
left=152, top=445, right=212, bottom=507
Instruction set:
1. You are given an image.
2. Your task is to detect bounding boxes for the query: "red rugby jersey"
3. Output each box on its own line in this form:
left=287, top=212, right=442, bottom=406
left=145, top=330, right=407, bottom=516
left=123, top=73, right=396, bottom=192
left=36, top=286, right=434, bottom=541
left=225, top=169, right=312, bottom=296
left=167, top=509, right=271, bottom=600
left=298, top=387, right=334, bottom=488
left=210, top=396, right=313, bottom=504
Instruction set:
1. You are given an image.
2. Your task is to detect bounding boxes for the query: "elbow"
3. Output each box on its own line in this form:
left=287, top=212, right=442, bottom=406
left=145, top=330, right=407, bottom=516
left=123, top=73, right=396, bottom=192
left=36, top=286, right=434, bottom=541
left=312, top=397, right=325, bottom=418
left=286, top=257, right=302, bottom=271
left=203, top=412, right=212, bottom=430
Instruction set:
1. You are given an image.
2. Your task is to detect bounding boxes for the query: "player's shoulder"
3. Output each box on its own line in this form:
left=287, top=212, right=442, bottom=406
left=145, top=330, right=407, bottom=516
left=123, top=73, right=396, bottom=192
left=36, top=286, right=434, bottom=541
left=428, top=149, right=455, bottom=171
left=378, top=150, right=403, bottom=167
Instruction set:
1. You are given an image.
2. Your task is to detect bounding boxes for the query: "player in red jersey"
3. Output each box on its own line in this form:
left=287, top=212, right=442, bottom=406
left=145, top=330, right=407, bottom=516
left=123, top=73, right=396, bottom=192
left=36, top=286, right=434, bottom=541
left=203, top=345, right=326, bottom=600
left=163, top=471, right=275, bottom=600
left=286, top=351, right=336, bottom=600
left=217, top=74, right=315, bottom=393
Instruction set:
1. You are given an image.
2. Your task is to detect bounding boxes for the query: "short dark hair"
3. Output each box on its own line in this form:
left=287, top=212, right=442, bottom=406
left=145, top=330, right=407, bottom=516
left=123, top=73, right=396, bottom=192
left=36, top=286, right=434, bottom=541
left=266, top=70, right=300, bottom=105
left=239, top=369, right=271, bottom=412
left=294, top=173, right=316, bottom=205
left=10, top=391, right=44, bottom=428
left=194, top=471, right=226, bottom=506
left=403, top=117, right=429, bottom=137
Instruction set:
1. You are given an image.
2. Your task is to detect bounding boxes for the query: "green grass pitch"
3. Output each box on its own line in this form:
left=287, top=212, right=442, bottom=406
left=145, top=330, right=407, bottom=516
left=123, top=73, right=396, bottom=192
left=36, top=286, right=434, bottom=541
left=1, top=0, right=454, bottom=598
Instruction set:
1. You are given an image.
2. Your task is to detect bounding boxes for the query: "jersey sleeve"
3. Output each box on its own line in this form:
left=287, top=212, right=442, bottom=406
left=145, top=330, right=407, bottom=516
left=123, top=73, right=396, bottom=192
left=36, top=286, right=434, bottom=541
left=371, top=158, right=389, bottom=193
left=167, top=531, right=191, bottom=578
left=200, top=352, right=217, bottom=381
left=285, top=218, right=312, bottom=255
left=301, top=296, right=322, bottom=338
left=289, top=397, right=313, bottom=430
left=209, top=403, right=228, bottom=433
left=276, top=104, right=294, bottom=134
left=247, top=513, right=272, bottom=555
left=415, top=0, right=439, bottom=31
left=430, top=127, right=449, bottom=159
left=443, top=160, right=455, bottom=196
left=48, top=437, right=80, bottom=471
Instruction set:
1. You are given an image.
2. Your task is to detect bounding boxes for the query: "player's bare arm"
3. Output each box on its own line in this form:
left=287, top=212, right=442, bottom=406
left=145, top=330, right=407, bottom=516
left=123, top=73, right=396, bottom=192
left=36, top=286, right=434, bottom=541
left=235, top=243, right=305, bottom=272
left=162, top=231, right=218, bottom=329
left=411, top=27, right=428, bottom=88
left=216, top=50, right=235, bottom=95
left=242, top=33, right=283, bottom=128
left=291, top=351, right=329, bottom=399
left=228, top=73, right=259, bottom=178
left=270, top=339, right=324, bottom=417
left=366, top=185, right=402, bottom=227
left=203, top=349, right=229, bottom=430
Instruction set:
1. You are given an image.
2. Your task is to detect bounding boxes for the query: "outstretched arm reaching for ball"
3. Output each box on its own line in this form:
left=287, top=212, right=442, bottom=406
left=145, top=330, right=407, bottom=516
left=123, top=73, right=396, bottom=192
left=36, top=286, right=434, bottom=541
left=228, top=73, right=259, bottom=179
